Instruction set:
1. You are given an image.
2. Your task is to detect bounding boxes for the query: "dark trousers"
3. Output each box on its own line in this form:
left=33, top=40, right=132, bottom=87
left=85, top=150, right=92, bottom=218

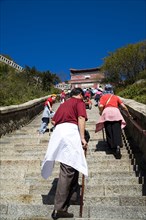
left=104, top=121, right=122, bottom=149
left=54, top=163, right=79, bottom=211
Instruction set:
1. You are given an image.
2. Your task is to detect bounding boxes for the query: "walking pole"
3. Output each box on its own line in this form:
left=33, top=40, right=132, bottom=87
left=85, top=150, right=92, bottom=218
left=79, top=148, right=87, bottom=217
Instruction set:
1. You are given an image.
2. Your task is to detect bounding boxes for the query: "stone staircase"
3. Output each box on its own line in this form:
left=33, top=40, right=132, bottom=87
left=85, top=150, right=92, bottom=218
left=0, top=102, right=146, bottom=220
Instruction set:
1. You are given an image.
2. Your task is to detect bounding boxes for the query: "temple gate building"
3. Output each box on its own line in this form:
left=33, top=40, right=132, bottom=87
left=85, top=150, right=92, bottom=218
left=69, top=67, right=105, bottom=89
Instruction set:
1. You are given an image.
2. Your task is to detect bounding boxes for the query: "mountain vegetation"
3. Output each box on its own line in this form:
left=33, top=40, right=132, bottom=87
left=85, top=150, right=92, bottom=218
left=101, top=40, right=146, bottom=104
left=0, top=63, right=61, bottom=106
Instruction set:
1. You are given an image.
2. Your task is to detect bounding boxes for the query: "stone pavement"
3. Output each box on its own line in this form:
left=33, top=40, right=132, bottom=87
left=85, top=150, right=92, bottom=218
left=0, top=101, right=146, bottom=219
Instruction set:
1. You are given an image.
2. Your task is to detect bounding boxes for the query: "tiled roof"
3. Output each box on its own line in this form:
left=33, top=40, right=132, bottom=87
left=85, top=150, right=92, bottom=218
left=70, top=67, right=101, bottom=74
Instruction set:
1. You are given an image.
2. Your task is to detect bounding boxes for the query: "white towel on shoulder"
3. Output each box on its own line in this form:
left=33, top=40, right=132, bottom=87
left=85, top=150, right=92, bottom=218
left=41, top=123, right=88, bottom=179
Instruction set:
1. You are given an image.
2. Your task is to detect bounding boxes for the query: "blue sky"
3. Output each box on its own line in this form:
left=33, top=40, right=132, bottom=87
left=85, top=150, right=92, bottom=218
left=0, top=0, right=146, bottom=80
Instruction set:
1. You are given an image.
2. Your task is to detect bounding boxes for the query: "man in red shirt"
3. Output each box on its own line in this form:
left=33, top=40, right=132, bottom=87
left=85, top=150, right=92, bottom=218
left=41, top=88, right=88, bottom=219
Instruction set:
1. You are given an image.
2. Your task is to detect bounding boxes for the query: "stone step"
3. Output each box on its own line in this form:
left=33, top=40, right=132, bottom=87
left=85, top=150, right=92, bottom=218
left=1, top=103, right=145, bottom=219
left=0, top=142, right=46, bottom=148
left=0, top=173, right=139, bottom=183
left=86, top=157, right=132, bottom=163
left=0, top=136, right=132, bottom=147
left=84, top=184, right=143, bottom=197
left=85, top=176, right=139, bottom=185
left=0, top=138, right=41, bottom=145
left=0, top=217, right=144, bottom=220
left=0, top=204, right=146, bottom=219
left=0, top=153, right=132, bottom=162
left=88, top=160, right=133, bottom=166
left=29, top=168, right=138, bottom=178
left=0, top=131, right=128, bottom=143
left=1, top=175, right=140, bottom=186
left=0, top=148, right=47, bottom=154
left=87, top=205, right=146, bottom=219
left=1, top=184, right=30, bottom=195
left=2, top=181, right=141, bottom=197
left=1, top=155, right=133, bottom=163
left=0, top=159, right=133, bottom=169
left=15, top=218, right=146, bottom=220
left=1, top=194, right=145, bottom=206
left=84, top=196, right=146, bottom=206
left=1, top=154, right=133, bottom=162
left=1, top=168, right=138, bottom=181
left=24, top=170, right=137, bottom=181
left=88, top=165, right=134, bottom=172
left=0, top=154, right=44, bottom=161
left=89, top=171, right=137, bottom=178
left=87, top=148, right=130, bottom=154
left=2, top=178, right=143, bottom=198
left=0, top=159, right=41, bottom=166
left=0, top=144, right=128, bottom=151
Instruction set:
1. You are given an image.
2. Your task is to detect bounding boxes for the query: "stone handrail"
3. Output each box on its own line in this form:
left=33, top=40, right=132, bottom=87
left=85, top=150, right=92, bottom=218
left=120, top=97, right=146, bottom=162
left=0, top=96, right=49, bottom=137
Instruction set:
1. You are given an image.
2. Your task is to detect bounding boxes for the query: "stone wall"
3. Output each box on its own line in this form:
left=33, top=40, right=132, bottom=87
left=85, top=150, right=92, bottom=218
left=121, top=98, right=146, bottom=161
left=0, top=96, right=49, bottom=137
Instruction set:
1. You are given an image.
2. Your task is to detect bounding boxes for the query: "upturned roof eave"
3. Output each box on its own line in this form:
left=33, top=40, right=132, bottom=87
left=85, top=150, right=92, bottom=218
left=70, top=67, right=101, bottom=74
left=68, top=79, right=103, bottom=84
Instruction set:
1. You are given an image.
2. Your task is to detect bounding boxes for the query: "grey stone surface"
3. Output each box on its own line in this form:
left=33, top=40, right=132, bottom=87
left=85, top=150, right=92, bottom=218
left=0, top=102, right=146, bottom=219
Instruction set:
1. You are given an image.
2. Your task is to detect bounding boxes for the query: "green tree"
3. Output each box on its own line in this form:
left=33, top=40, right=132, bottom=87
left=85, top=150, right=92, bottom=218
left=41, top=71, right=61, bottom=91
left=102, top=41, right=146, bottom=85
left=0, top=64, right=61, bottom=106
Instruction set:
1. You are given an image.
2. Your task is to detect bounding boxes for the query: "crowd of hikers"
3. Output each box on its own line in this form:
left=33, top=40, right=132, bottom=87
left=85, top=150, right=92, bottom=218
left=38, top=85, right=131, bottom=219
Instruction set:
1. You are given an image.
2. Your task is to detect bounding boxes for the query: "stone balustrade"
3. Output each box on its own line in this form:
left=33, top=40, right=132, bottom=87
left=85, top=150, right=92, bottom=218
left=121, top=98, right=146, bottom=162
left=0, top=96, right=49, bottom=137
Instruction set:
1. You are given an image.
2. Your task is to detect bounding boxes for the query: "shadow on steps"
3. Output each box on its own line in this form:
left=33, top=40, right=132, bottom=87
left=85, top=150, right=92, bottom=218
left=41, top=178, right=81, bottom=205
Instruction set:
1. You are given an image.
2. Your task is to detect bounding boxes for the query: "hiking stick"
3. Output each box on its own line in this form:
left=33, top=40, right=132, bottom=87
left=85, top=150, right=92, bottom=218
left=79, top=148, right=87, bottom=217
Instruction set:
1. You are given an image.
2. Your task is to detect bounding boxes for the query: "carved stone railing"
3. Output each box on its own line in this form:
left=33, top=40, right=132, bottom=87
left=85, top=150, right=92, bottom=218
left=0, top=96, right=49, bottom=137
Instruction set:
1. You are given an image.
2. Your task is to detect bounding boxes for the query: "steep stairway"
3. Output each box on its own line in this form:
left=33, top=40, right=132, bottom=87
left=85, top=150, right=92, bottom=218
left=0, top=102, right=146, bottom=220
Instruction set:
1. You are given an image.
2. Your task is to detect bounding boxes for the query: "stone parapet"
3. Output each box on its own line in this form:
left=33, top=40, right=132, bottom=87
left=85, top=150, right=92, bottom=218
left=0, top=96, right=49, bottom=137
left=121, top=98, right=146, bottom=128
left=121, top=97, right=146, bottom=161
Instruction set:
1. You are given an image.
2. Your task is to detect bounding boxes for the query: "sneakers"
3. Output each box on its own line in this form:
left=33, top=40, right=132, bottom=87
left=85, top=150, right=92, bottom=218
left=115, top=146, right=122, bottom=159
left=51, top=210, right=74, bottom=219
